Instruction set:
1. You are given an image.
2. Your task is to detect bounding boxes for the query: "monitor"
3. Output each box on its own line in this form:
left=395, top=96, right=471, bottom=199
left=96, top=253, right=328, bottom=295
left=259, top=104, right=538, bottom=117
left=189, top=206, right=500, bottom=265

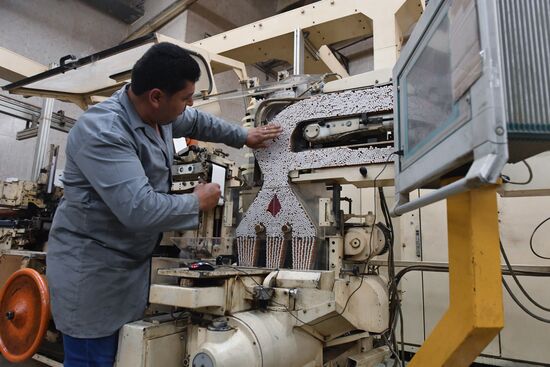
left=393, top=0, right=550, bottom=215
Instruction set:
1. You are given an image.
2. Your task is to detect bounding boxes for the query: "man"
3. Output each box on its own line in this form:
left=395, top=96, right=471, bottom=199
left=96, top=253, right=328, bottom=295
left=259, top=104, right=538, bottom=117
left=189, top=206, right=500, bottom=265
left=46, top=42, right=281, bottom=366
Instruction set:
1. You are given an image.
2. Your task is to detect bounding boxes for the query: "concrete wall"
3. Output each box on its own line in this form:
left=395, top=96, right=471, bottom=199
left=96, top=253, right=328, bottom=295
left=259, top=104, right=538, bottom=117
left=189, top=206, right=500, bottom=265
left=0, top=0, right=128, bottom=65
left=0, top=0, right=129, bottom=180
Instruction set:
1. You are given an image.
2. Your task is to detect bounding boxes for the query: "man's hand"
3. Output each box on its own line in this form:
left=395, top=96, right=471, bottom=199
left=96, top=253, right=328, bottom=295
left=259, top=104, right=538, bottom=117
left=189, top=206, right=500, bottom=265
left=193, top=183, right=221, bottom=211
left=246, top=124, right=283, bottom=149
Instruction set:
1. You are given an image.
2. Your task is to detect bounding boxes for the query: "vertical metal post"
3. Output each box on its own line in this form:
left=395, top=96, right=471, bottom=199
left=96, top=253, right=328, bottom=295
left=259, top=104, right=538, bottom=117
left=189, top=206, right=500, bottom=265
left=31, top=96, right=55, bottom=181
left=46, top=144, right=59, bottom=193
left=293, top=28, right=304, bottom=75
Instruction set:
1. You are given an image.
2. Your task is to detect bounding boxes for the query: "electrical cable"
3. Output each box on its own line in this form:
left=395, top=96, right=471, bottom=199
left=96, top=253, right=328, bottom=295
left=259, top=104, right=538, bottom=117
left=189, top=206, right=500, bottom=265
left=502, top=277, right=550, bottom=324
left=501, top=160, right=533, bottom=185
left=500, top=241, right=550, bottom=311
left=529, top=217, right=550, bottom=260
left=169, top=308, right=189, bottom=321
left=394, top=265, right=449, bottom=286
left=398, top=305, right=405, bottom=363
left=392, top=264, right=549, bottom=285
left=381, top=333, right=402, bottom=367
left=379, top=185, right=404, bottom=366
left=389, top=260, right=550, bottom=326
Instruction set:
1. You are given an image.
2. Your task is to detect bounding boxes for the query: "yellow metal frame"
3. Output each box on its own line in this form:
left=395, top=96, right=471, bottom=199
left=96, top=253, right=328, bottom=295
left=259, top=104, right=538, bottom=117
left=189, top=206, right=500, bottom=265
left=409, top=185, right=504, bottom=366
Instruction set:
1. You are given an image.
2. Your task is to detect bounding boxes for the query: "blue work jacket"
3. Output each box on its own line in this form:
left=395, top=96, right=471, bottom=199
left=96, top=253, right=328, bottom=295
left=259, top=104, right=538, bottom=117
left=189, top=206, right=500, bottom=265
left=46, top=86, right=247, bottom=338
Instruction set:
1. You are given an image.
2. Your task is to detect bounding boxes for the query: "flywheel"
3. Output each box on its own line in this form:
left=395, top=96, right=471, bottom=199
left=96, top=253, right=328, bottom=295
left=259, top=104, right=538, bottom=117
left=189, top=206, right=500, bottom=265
left=0, top=268, right=50, bottom=362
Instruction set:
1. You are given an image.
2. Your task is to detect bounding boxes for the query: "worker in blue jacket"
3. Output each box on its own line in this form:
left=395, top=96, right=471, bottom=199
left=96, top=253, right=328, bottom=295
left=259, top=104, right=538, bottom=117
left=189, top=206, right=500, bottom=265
left=46, top=42, right=281, bottom=367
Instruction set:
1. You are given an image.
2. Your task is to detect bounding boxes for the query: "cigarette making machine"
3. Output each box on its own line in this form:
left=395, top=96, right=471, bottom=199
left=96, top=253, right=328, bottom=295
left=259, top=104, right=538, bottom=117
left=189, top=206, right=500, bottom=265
left=0, top=1, right=544, bottom=366
left=0, top=47, right=399, bottom=367
left=123, top=78, right=399, bottom=367
left=0, top=9, right=410, bottom=365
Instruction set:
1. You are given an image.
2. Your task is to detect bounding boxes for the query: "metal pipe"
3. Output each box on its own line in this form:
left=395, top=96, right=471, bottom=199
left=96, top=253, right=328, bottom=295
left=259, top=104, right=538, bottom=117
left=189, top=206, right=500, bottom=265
left=392, top=177, right=470, bottom=216
left=293, top=28, right=304, bottom=75
left=31, top=94, right=54, bottom=181
left=370, top=258, right=550, bottom=275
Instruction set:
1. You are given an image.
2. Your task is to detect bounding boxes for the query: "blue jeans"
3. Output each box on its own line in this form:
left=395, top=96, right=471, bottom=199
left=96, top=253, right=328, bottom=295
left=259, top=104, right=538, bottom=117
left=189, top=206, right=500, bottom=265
left=63, top=331, right=119, bottom=367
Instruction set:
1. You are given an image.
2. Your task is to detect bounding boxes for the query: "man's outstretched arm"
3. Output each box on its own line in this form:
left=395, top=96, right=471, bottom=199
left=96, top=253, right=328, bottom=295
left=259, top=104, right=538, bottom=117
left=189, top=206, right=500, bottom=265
left=172, top=107, right=281, bottom=149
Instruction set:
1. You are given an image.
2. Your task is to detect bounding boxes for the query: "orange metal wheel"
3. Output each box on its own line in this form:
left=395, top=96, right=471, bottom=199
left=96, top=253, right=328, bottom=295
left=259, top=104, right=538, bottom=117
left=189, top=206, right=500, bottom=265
left=0, top=268, right=50, bottom=363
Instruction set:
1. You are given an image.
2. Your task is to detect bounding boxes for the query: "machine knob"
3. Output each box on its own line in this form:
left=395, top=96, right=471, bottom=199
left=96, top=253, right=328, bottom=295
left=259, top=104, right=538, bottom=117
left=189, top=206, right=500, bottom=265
left=344, top=228, right=368, bottom=256
left=303, top=124, right=320, bottom=139
left=350, top=238, right=361, bottom=249
left=254, top=223, right=265, bottom=234
left=281, top=223, right=292, bottom=234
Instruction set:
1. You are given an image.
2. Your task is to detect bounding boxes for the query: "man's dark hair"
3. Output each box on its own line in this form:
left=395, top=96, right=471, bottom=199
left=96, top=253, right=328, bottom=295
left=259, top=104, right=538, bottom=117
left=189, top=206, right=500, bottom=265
left=131, top=42, right=201, bottom=96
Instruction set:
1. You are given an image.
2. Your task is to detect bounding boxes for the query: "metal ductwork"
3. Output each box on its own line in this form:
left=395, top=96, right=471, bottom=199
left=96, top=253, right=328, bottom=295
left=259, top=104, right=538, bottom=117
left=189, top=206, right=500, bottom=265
left=80, top=0, right=145, bottom=24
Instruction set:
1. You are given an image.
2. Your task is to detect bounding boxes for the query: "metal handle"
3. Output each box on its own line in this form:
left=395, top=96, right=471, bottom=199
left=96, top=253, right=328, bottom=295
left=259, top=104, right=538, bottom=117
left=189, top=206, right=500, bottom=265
left=392, top=177, right=471, bottom=216
left=59, top=54, right=76, bottom=67
left=392, top=154, right=505, bottom=216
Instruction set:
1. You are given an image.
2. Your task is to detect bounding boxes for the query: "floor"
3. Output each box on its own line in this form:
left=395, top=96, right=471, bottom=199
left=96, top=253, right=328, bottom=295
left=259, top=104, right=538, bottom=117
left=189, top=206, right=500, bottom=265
left=0, top=356, right=45, bottom=367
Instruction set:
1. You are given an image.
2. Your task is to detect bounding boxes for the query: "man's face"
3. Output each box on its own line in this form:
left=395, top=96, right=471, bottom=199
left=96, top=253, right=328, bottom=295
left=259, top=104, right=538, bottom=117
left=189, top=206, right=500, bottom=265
left=151, top=81, right=195, bottom=124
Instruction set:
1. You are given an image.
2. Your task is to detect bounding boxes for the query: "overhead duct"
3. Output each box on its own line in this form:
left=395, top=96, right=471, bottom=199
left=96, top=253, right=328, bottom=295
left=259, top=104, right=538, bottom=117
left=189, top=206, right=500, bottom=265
left=80, top=0, right=145, bottom=24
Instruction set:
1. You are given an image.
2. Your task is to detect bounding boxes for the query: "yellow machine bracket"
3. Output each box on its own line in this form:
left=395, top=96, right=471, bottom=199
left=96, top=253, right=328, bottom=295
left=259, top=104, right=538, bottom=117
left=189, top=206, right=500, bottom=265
left=409, top=185, right=504, bottom=366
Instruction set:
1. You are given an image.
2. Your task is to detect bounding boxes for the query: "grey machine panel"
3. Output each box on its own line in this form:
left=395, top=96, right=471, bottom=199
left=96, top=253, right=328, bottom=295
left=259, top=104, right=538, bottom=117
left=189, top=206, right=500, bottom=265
left=392, top=0, right=550, bottom=215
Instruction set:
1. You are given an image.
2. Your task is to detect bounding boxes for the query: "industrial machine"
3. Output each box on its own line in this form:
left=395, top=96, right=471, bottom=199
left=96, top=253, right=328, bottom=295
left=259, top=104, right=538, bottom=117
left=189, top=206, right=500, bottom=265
left=0, top=146, right=62, bottom=253
left=133, top=79, right=397, bottom=367
left=0, top=51, right=399, bottom=367
left=168, top=143, right=241, bottom=261
left=3, top=0, right=550, bottom=366
left=0, top=146, right=63, bottom=364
